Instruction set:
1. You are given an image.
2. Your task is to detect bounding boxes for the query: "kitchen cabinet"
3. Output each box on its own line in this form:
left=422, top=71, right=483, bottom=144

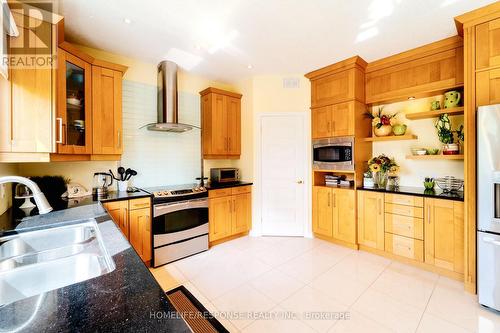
left=476, top=68, right=500, bottom=106
left=365, top=36, right=464, bottom=104
left=0, top=11, right=59, bottom=162
left=475, top=18, right=500, bottom=70
left=51, top=42, right=127, bottom=161
left=424, top=198, right=464, bottom=274
left=311, top=102, right=354, bottom=139
left=357, top=191, right=384, bottom=250
left=200, top=87, right=242, bottom=159
left=56, top=48, right=93, bottom=154
left=306, top=59, right=366, bottom=108
left=92, top=66, right=123, bottom=156
left=208, top=186, right=252, bottom=244
left=129, top=207, right=152, bottom=262
left=312, top=186, right=355, bottom=244
left=103, top=197, right=152, bottom=263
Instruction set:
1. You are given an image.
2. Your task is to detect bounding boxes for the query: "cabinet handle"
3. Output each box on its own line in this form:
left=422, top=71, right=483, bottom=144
left=228, top=137, right=231, bottom=151
left=56, top=117, right=63, bottom=144
left=328, top=192, right=331, bottom=207
left=233, top=199, right=236, bottom=212
left=332, top=121, right=335, bottom=132
left=333, top=193, right=336, bottom=208
left=327, top=122, right=331, bottom=133
left=378, top=199, right=381, bottom=215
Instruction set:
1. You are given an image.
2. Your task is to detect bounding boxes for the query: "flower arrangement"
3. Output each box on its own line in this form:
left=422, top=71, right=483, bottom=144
left=365, top=107, right=398, bottom=137
left=368, top=154, right=399, bottom=188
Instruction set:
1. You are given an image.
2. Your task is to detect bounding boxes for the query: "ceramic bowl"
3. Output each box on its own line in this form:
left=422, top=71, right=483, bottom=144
left=411, top=148, right=427, bottom=156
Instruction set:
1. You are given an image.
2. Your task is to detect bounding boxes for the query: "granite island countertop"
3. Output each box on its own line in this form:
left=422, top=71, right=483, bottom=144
left=357, top=186, right=464, bottom=201
left=0, top=201, right=190, bottom=333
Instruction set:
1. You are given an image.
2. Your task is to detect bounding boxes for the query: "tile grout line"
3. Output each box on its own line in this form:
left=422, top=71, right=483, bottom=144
left=413, top=274, right=439, bottom=333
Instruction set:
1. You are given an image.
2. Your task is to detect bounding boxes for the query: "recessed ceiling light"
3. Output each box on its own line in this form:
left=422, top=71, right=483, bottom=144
left=247, top=65, right=253, bottom=69
left=124, top=18, right=132, bottom=24
left=408, top=96, right=416, bottom=100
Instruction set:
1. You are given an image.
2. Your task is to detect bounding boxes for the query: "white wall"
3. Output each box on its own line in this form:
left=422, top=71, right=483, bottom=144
left=371, top=96, right=464, bottom=187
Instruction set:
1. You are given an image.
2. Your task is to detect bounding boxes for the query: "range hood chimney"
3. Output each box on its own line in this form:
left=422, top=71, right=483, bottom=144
left=146, top=61, right=197, bottom=132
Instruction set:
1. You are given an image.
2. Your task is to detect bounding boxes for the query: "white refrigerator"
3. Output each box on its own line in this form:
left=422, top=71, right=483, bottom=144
left=477, top=104, right=500, bottom=311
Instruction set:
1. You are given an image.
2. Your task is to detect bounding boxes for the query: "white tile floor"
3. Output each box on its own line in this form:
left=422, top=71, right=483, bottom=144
left=150, top=236, right=500, bottom=333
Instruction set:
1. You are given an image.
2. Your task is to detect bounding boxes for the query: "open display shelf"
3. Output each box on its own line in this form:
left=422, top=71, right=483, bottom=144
left=405, top=106, right=464, bottom=120
left=406, top=154, right=464, bottom=160
left=363, top=134, right=418, bottom=142
left=313, top=170, right=356, bottom=189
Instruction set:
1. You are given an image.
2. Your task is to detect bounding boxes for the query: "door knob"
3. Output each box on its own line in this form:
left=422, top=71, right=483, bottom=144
left=297, top=180, right=303, bottom=184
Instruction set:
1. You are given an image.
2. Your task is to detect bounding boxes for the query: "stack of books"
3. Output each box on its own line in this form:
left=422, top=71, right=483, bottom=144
left=325, top=175, right=340, bottom=186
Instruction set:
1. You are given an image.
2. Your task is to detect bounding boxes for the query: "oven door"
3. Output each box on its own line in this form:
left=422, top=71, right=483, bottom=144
left=313, top=138, right=353, bottom=170
left=153, top=198, right=208, bottom=247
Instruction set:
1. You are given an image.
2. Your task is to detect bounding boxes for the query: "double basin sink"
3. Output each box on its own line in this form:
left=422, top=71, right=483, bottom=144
left=0, top=219, right=115, bottom=306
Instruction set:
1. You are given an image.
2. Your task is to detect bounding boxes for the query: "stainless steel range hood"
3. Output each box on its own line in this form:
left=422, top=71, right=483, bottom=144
left=146, top=61, right=198, bottom=132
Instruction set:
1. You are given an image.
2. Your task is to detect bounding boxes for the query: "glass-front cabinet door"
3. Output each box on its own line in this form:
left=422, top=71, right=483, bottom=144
left=56, top=48, right=92, bottom=154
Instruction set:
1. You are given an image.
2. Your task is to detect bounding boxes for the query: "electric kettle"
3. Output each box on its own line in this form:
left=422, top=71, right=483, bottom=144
left=92, top=172, right=113, bottom=197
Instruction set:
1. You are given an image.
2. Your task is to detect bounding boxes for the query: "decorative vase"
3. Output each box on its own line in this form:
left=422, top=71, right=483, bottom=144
left=374, top=125, right=392, bottom=137
left=442, top=143, right=459, bottom=155
left=373, top=171, right=388, bottom=188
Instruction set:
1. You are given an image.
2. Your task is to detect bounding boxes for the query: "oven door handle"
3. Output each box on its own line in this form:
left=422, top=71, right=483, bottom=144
left=154, top=199, right=208, bottom=217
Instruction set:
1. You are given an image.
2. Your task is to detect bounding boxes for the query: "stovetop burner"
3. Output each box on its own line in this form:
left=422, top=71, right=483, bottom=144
left=141, top=184, right=207, bottom=204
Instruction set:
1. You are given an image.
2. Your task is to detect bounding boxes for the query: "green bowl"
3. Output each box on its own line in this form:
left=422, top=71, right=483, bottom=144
left=426, top=148, right=439, bottom=155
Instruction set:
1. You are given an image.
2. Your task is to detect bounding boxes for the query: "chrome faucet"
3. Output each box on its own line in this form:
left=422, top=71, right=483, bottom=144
left=0, top=176, right=52, bottom=214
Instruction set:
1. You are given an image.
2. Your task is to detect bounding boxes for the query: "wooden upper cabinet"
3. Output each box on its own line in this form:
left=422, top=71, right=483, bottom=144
left=365, top=36, right=464, bottom=104
left=476, top=68, right=500, bottom=106
left=92, top=66, right=123, bottom=155
left=56, top=48, right=93, bottom=154
left=306, top=56, right=366, bottom=108
left=357, top=191, right=384, bottom=250
left=424, top=198, right=464, bottom=274
left=0, top=11, right=58, bottom=161
left=311, top=102, right=355, bottom=139
left=201, top=87, right=242, bottom=159
left=476, top=18, right=500, bottom=70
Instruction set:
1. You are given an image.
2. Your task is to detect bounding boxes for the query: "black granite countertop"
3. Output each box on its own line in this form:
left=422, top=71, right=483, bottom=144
left=357, top=186, right=464, bottom=201
left=206, top=181, right=253, bottom=190
left=0, top=201, right=190, bottom=332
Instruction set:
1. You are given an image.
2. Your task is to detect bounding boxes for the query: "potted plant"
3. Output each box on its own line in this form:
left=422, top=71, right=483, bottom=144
left=368, top=154, right=399, bottom=188
left=365, top=107, right=397, bottom=137
left=435, top=114, right=459, bottom=154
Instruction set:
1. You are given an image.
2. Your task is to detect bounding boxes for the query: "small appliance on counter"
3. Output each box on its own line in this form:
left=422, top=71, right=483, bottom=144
left=210, top=168, right=240, bottom=184
left=92, top=172, right=113, bottom=198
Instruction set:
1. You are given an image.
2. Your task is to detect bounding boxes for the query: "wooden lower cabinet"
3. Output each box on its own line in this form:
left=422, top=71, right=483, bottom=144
left=103, top=197, right=152, bottom=263
left=129, top=207, right=152, bottom=262
left=357, top=191, right=384, bottom=250
left=312, top=186, right=356, bottom=245
left=385, top=233, right=424, bottom=262
left=424, top=198, right=464, bottom=274
left=208, top=186, right=252, bottom=244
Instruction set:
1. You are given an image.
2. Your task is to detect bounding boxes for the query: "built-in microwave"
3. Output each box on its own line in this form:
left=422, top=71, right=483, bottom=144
left=312, top=136, right=354, bottom=170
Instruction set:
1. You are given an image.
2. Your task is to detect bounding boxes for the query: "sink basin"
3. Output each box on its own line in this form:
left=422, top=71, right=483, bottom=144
left=0, top=220, right=115, bottom=306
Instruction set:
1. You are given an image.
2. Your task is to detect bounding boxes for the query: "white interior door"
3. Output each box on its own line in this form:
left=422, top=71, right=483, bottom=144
left=260, top=114, right=306, bottom=236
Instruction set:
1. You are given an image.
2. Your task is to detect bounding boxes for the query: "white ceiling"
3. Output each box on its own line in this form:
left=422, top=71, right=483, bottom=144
left=57, top=0, right=495, bottom=83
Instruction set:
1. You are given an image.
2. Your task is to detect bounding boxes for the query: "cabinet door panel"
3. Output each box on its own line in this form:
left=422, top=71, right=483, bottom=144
left=10, top=24, right=54, bottom=153
left=129, top=207, right=151, bottom=262
left=357, top=191, right=384, bottom=250
left=311, top=70, right=353, bottom=107
left=311, top=106, right=332, bottom=139
left=331, top=102, right=354, bottom=137
left=313, top=186, right=333, bottom=237
left=92, top=67, right=122, bottom=154
left=227, top=96, right=241, bottom=155
left=424, top=199, right=464, bottom=273
left=103, top=201, right=129, bottom=238
left=232, top=193, right=251, bottom=234
left=209, top=196, right=232, bottom=241
left=56, top=48, right=93, bottom=154
left=211, top=94, right=228, bottom=155
left=333, top=189, right=356, bottom=243
left=476, top=69, right=500, bottom=106
left=476, top=18, right=500, bottom=70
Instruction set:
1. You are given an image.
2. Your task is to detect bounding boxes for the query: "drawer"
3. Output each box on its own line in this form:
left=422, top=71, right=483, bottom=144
left=385, top=233, right=424, bottom=262
left=385, top=213, right=424, bottom=240
left=209, top=188, right=233, bottom=198
left=129, top=197, right=151, bottom=210
left=385, top=203, right=423, bottom=218
left=102, top=200, right=122, bottom=211
left=385, top=193, right=423, bottom=207
left=232, top=185, right=252, bottom=195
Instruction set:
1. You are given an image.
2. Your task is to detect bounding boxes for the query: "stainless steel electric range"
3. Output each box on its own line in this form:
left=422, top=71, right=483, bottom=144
left=142, top=184, right=208, bottom=267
